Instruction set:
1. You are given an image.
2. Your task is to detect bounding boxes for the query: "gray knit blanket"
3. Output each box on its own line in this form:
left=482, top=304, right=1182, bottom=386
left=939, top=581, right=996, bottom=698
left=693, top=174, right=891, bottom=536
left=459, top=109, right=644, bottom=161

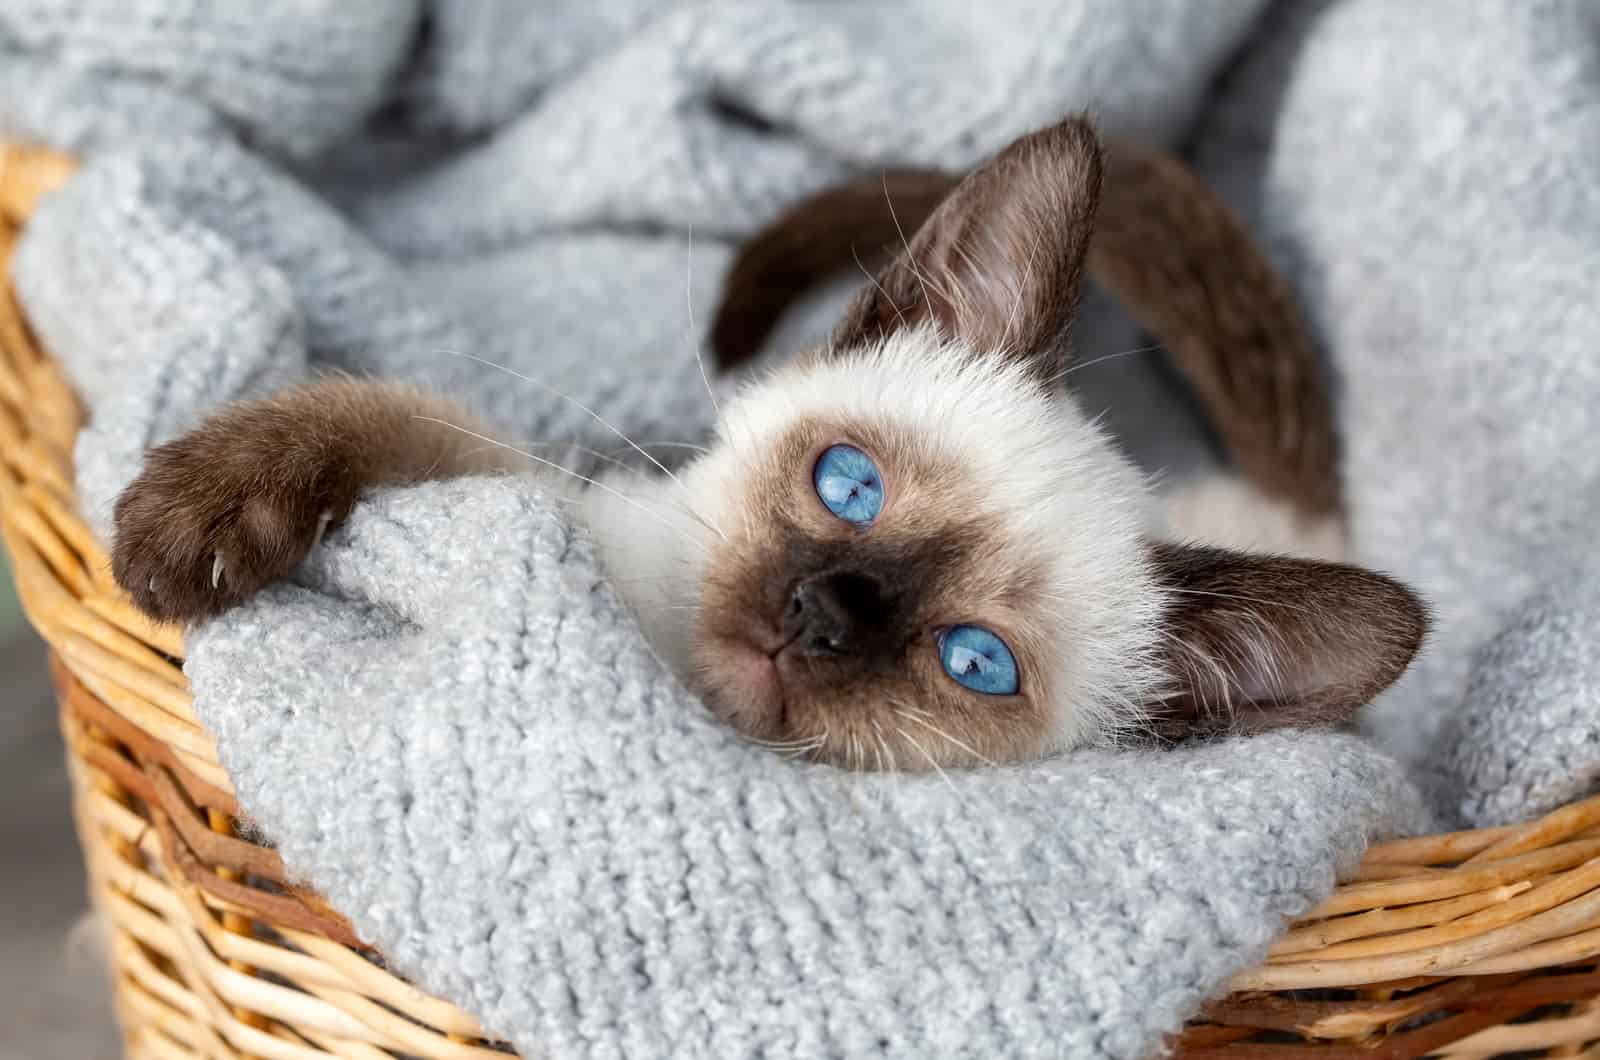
left=6, top=2, right=1597, bottom=1056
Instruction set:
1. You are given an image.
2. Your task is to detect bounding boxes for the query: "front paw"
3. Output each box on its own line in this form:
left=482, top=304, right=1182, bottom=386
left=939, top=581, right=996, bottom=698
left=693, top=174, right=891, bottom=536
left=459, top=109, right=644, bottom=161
left=112, top=421, right=359, bottom=624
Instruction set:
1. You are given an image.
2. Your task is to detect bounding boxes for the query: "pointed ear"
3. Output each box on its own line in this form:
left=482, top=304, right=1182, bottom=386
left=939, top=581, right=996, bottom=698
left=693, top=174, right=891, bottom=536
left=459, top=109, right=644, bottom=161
left=1146, top=543, right=1428, bottom=740
left=830, top=115, right=1104, bottom=381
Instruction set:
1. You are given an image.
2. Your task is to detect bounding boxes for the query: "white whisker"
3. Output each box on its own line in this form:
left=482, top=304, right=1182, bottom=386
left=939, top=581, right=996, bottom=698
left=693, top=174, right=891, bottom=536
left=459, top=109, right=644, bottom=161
left=512, top=439, right=728, bottom=546
left=1164, top=585, right=1317, bottom=618
left=685, top=225, right=724, bottom=424
left=894, top=709, right=996, bottom=768
left=1001, top=236, right=1044, bottom=354
left=602, top=440, right=710, bottom=457
left=883, top=173, right=938, bottom=314
left=868, top=717, right=888, bottom=774
left=412, top=416, right=712, bottom=557
left=439, top=348, right=727, bottom=542
left=852, top=243, right=909, bottom=332
left=748, top=733, right=825, bottom=752
left=896, top=725, right=966, bottom=807
left=1042, top=343, right=1164, bottom=388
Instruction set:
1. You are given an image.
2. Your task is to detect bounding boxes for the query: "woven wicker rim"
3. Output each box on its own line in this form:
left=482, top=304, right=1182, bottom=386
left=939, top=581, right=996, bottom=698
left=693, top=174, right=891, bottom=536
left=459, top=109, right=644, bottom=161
left=3, top=140, right=1598, bottom=1058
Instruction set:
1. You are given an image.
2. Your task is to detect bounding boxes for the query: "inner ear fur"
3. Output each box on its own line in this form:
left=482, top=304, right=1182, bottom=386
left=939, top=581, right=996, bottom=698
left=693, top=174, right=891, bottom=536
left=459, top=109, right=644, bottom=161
left=830, top=115, right=1104, bottom=382
left=1145, top=541, right=1428, bottom=740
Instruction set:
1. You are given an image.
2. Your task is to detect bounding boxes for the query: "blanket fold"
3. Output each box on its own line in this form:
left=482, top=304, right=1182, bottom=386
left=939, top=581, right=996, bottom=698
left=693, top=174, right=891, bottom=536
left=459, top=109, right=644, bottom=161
left=4, top=1, right=1594, bottom=1055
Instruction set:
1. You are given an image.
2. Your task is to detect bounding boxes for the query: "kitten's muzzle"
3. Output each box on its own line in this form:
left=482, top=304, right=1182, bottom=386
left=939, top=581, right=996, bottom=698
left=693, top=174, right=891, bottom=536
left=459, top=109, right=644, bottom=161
left=780, top=570, right=898, bottom=666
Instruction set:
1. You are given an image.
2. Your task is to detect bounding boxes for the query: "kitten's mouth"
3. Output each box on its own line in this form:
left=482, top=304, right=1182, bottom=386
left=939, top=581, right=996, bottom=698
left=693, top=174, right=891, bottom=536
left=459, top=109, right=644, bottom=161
left=697, top=628, right=792, bottom=737
left=719, top=625, right=828, bottom=740
left=764, top=627, right=804, bottom=660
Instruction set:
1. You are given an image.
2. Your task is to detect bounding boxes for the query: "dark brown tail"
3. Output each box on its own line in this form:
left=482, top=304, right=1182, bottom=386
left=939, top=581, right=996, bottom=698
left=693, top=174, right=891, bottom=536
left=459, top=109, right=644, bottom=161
left=710, top=169, right=959, bottom=372
left=710, top=142, right=1340, bottom=518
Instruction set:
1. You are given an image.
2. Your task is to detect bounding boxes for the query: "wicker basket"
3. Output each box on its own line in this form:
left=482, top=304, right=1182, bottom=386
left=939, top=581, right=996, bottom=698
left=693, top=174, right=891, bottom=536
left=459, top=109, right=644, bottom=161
left=5, top=143, right=1600, bottom=1060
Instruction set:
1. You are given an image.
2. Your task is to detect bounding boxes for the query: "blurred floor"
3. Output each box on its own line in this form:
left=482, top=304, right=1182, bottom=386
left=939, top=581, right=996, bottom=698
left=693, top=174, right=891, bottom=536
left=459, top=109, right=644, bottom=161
left=1, top=615, right=123, bottom=1059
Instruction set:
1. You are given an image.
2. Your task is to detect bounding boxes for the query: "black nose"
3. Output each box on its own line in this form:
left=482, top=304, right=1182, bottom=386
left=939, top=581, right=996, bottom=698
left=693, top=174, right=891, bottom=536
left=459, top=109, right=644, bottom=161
left=783, top=571, right=892, bottom=657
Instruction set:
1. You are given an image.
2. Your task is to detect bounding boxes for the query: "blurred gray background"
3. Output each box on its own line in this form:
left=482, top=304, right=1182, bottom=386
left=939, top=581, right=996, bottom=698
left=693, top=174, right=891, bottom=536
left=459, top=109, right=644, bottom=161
left=1, top=566, right=121, bottom=1059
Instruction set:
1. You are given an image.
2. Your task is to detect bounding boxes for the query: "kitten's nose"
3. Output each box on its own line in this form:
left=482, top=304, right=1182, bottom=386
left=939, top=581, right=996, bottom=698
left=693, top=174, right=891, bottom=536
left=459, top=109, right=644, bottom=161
left=782, top=571, right=891, bottom=658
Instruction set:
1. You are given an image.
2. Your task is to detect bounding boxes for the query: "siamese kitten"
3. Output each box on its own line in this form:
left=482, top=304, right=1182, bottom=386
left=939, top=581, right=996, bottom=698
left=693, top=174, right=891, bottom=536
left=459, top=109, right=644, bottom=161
left=111, top=117, right=1426, bottom=770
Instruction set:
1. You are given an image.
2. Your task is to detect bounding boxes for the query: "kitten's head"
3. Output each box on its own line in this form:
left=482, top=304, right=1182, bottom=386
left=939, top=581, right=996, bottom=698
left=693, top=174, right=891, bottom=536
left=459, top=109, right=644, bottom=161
left=654, top=117, right=1424, bottom=769
left=684, top=324, right=1160, bottom=767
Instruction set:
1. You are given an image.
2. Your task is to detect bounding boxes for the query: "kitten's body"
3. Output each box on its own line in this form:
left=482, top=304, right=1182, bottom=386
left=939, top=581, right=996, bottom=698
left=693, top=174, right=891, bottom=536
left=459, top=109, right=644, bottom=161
left=112, top=118, right=1425, bottom=770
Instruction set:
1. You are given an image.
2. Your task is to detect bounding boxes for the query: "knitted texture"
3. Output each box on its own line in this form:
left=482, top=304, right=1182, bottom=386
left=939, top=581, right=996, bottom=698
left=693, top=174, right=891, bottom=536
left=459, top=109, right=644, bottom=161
left=2, top=1, right=1592, bottom=1055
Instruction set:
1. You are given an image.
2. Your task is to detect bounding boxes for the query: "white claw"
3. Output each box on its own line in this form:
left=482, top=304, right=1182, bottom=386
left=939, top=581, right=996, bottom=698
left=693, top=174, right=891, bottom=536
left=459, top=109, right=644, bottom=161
left=211, top=553, right=224, bottom=589
left=310, top=509, right=333, bottom=553
left=149, top=576, right=158, bottom=594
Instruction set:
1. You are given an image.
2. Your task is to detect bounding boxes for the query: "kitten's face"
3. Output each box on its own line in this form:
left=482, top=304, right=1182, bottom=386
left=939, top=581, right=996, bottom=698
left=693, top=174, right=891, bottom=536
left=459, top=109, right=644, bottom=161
left=679, top=330, right=1161, bottom=769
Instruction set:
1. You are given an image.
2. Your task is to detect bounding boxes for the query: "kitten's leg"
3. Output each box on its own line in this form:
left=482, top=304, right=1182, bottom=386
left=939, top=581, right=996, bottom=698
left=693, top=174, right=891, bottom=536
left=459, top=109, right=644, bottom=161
left=113, top=378, right=514, bottom=623
left=1160, top=474, right=1348, bottom=562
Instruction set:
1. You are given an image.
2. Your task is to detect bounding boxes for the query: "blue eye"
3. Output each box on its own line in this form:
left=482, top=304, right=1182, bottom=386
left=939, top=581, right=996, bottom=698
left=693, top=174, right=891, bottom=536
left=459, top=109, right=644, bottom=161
left=939, top=625, right=1020, bottom=695
left=813, top=444, right=884, bottom=526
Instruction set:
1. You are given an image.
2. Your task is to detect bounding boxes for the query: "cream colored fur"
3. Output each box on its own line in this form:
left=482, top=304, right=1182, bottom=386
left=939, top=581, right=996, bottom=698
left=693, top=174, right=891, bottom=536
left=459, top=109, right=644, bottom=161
left=1160, top=475, right=1347, bottom=562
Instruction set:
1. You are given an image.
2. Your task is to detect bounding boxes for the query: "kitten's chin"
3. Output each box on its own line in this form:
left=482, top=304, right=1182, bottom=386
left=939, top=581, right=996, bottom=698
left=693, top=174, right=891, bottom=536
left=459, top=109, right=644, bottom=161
left=692, top=635, right=788, bottom=742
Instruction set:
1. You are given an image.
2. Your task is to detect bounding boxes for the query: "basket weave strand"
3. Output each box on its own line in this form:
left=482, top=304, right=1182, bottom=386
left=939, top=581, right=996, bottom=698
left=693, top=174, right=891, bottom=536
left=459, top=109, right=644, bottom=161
left=2, top=140, right=1598, bottom=1059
